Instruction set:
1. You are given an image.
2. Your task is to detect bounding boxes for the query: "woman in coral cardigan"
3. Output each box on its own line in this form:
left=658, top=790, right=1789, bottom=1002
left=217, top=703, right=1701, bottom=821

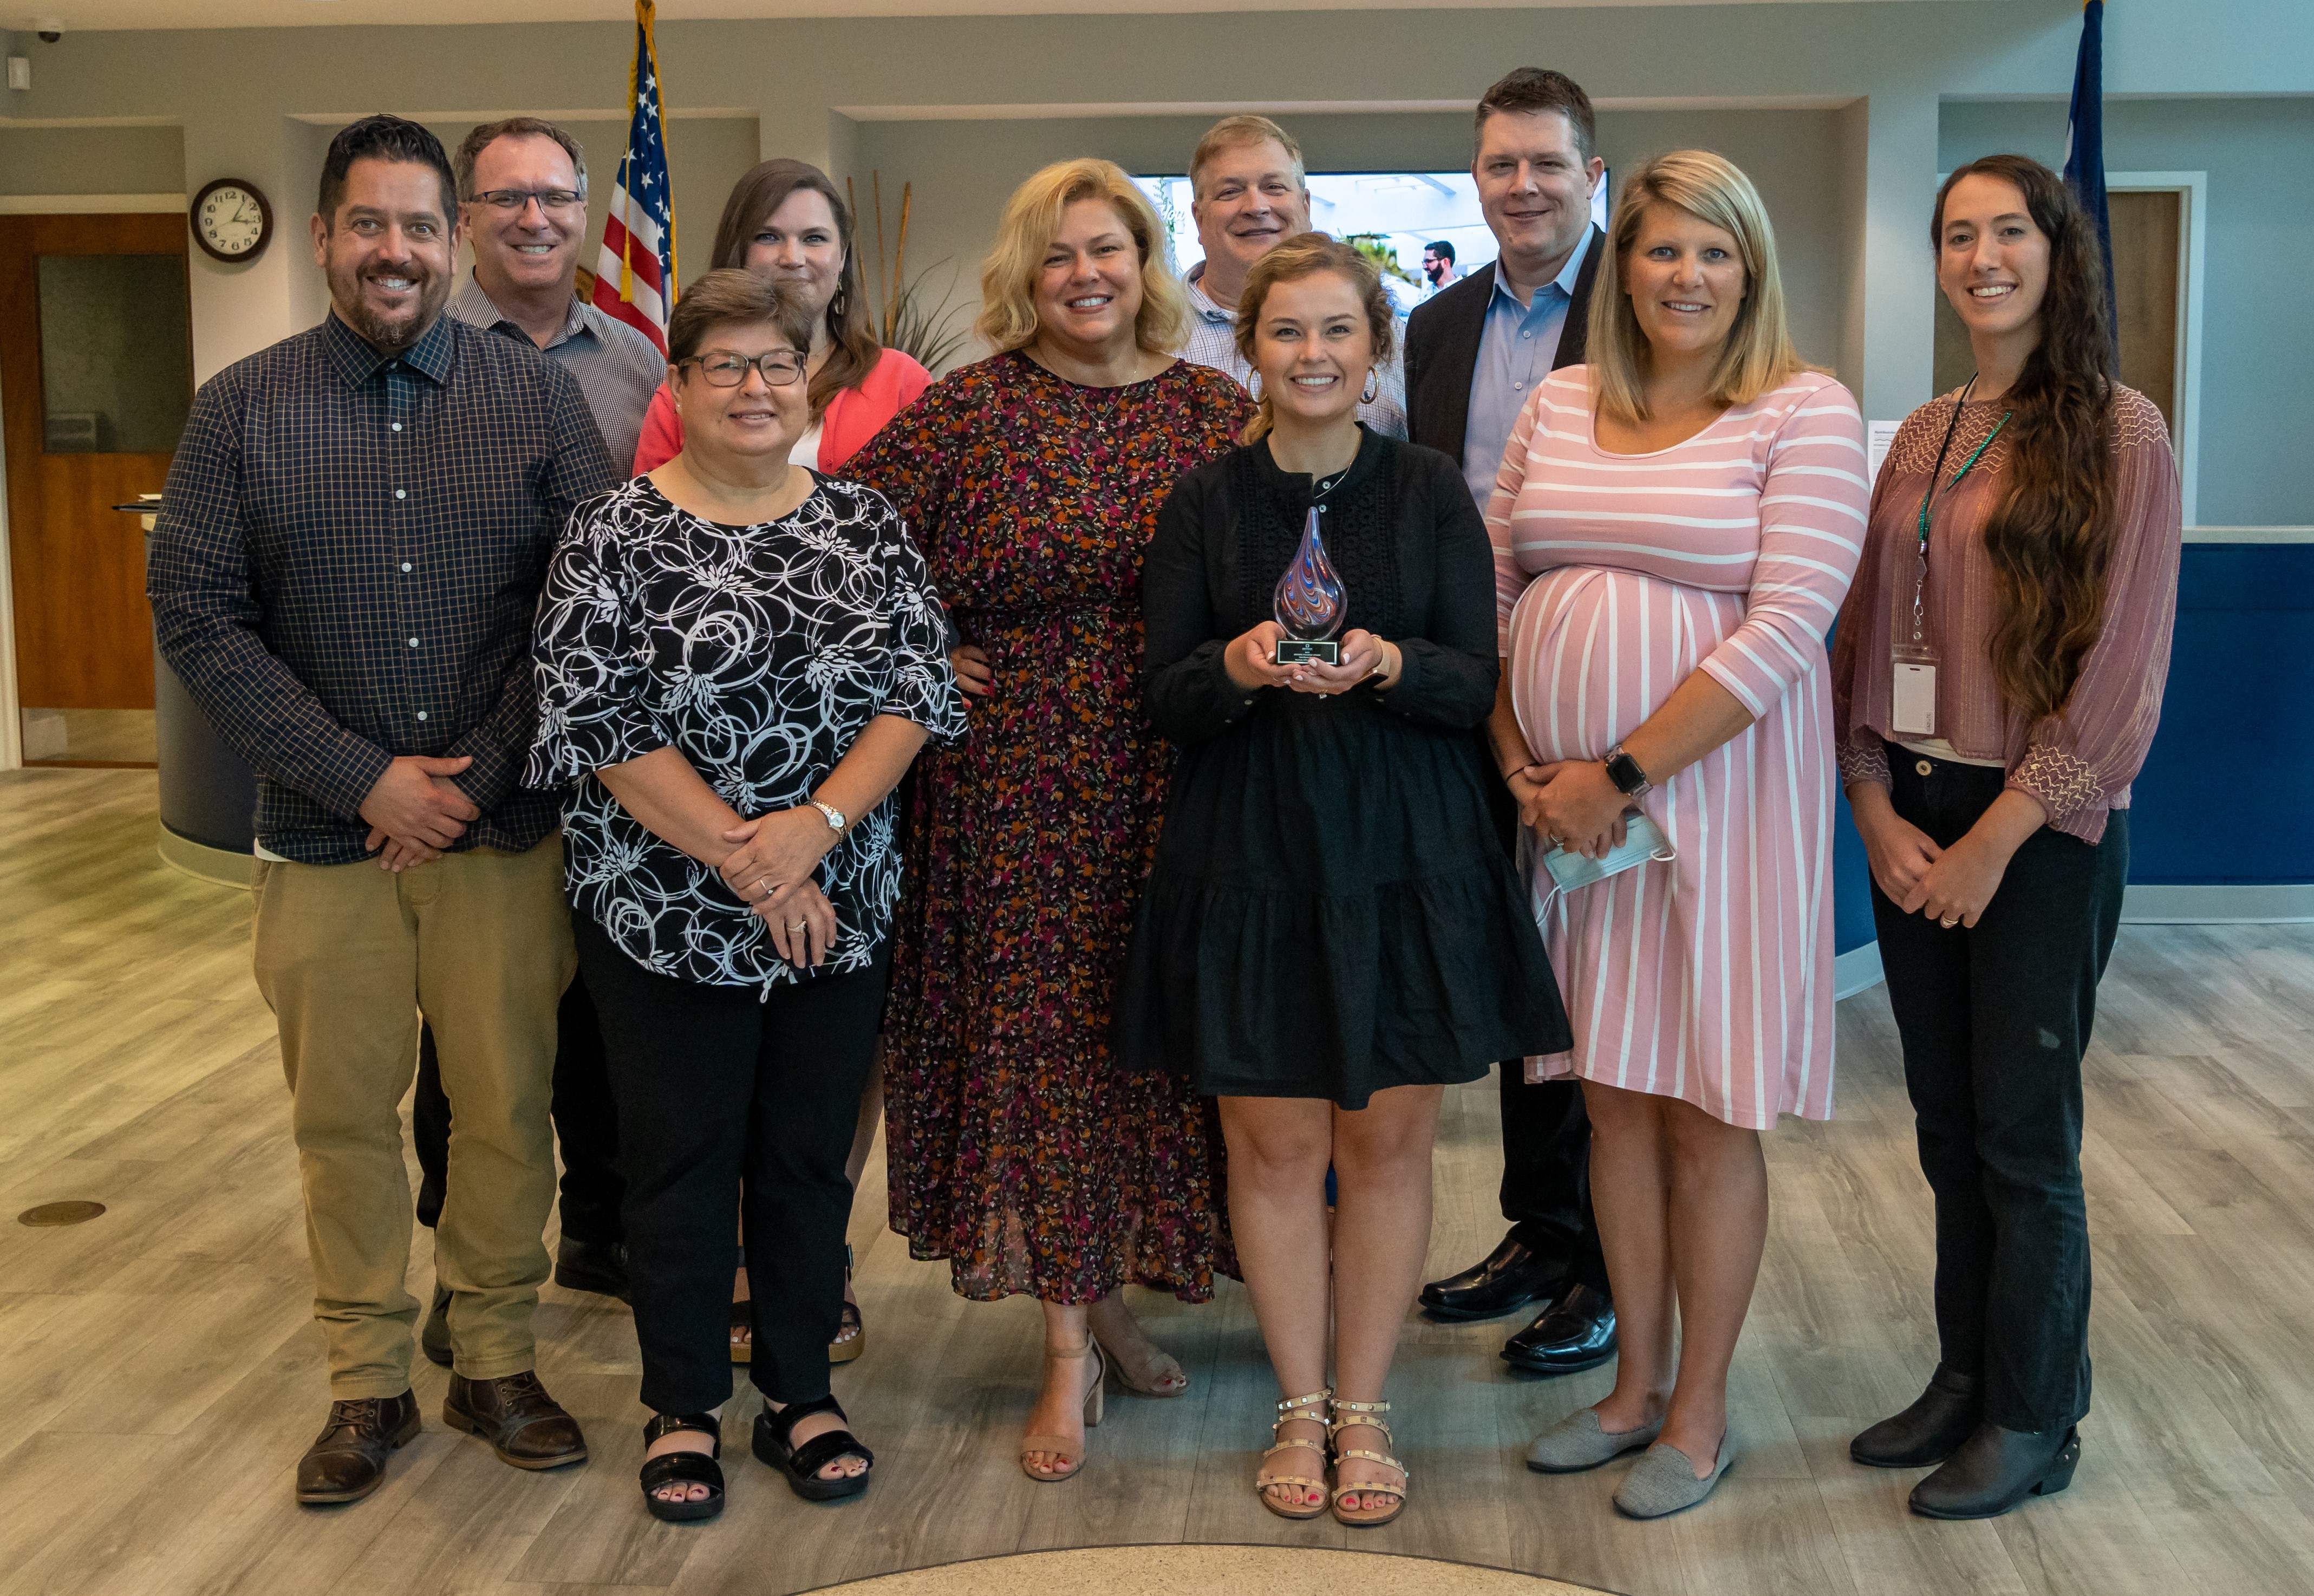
left=637, top=160, right=931, bottom=1370
left=631, top=159, right=930, bottom=475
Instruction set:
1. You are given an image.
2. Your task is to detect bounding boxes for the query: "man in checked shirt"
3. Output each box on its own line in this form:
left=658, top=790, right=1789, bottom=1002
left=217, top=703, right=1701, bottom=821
left=150, top=115, right=616, bottom=1506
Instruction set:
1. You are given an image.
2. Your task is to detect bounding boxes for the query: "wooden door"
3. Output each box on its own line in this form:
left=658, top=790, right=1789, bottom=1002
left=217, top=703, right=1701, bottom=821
left=2109, top=189, right=2181, bottom=430
left=0, top=212, right=193, bottom=711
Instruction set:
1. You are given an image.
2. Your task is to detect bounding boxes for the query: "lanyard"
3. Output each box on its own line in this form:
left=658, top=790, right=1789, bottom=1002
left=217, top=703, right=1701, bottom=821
left=1906, top=376, right=2010, bottom=650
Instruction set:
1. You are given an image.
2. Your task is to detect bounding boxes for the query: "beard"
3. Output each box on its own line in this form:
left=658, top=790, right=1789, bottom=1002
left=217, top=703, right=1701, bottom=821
left=329, top=256, right=449, bottom=353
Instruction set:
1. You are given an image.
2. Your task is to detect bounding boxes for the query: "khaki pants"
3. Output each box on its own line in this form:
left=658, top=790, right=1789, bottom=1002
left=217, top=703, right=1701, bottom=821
left=252, top=835, right=575, bottom=1398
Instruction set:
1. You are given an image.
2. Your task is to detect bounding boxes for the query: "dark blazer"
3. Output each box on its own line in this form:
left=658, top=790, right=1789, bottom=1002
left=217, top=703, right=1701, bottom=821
left=1403, top=226, right=1608, bottom=465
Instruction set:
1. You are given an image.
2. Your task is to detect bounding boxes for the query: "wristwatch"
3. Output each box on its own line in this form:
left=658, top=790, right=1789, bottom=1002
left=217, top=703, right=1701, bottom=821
left=1602, top=742, right=1654, bottom=800
left=808, top=799, right=847, bottom=835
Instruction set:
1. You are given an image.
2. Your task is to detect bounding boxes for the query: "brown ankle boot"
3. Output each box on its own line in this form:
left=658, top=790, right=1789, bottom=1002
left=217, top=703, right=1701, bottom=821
left=295, top=1390, right=421, bottom=1505
left=442, top=1370, right=588, bottom=1469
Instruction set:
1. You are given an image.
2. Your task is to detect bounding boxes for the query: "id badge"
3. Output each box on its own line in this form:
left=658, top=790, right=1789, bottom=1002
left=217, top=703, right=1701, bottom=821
left=1891, top=642, right=1938, bottom=737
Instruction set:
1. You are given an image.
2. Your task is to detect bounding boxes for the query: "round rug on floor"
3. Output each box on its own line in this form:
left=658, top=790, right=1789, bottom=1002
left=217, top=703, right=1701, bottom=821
left=805, top=1545, right=1611, bottom=1594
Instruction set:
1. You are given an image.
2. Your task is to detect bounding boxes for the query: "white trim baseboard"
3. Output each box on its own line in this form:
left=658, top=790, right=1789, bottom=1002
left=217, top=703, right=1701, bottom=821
left=1833, top=942, right=1885, bottom=1001
left=2120, top=883, right=2314, bottom=924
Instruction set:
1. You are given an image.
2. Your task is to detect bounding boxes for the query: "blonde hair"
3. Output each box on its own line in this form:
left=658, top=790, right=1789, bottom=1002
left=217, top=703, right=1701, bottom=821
left=1232, top=233, right=1396, bottom=445
left=1189, top=115, right=1307, bottom=199
left=1586, top=149, right=1802, bottom=425
left=976, top=158, right=1188, bottom=357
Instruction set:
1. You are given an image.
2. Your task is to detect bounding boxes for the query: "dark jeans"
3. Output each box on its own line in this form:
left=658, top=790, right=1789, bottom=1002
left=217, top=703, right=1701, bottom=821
left=1870, top=742, right=2127, bottom=1433
left=575, top=913, right=887, bottom=1416
left=1483, top=761, right=1610, bottom=1294
left=1501, top=1073, right=1611, bottom=1293
left=415, top=974, right=623, bottom=1246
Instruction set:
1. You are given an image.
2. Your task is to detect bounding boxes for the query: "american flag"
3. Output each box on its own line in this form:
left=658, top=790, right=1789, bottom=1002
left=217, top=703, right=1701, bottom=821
left=592, top=0, right=677, bottom=353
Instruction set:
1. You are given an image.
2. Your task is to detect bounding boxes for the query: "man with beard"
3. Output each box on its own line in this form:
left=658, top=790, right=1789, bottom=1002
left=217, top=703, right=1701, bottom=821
left=149, top=114, right=614, bottom=1506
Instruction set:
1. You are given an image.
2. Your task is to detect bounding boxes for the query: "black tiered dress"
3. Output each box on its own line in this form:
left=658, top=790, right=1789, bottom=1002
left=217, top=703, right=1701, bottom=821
left=1118, top=428, right=1569, bottom=1109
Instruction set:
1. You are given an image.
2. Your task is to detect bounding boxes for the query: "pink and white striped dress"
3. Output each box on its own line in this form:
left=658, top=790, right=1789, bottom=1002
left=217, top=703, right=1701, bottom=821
left=1487, top=367, right=1868, bottom=1129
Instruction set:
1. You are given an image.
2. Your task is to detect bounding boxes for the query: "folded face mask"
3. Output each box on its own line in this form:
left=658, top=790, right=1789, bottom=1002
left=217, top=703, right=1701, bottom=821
left=1526, top=812, right=1678, bottom=900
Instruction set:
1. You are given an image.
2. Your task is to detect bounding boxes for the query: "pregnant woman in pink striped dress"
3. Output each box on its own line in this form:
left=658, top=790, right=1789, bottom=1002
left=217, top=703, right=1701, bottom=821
left=1490, top=153, right=1868, bottom=1516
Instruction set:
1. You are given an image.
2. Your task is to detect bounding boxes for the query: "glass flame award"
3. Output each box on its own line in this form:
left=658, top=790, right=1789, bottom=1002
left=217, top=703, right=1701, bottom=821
left=1272, top=506, right=1346, bottom=665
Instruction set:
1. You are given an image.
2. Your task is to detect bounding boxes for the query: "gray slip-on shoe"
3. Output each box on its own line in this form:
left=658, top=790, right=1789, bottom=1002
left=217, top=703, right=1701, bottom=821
left=1526, top=1406, right=1665, bottom=1473
left=1613, top=1435, right=1733, bottom=1518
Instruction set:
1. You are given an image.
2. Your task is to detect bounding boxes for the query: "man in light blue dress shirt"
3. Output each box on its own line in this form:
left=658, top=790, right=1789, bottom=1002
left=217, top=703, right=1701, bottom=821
left=1402, top=67, right=1621, bottom=1381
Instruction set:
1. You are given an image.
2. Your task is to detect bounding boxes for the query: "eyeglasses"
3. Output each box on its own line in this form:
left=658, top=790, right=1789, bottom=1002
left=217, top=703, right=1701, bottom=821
left=682, top=350, right=807, bottom=387
left=471, top=188, right=584, bottom=213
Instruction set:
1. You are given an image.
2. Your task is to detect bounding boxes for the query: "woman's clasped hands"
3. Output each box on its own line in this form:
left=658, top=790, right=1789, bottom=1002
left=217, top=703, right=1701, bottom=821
left=718, top=805, right=842, bottom=967
left=1223, top=621, right=1398, bottom=696
left=1506, top=759, right=1632, bottom=861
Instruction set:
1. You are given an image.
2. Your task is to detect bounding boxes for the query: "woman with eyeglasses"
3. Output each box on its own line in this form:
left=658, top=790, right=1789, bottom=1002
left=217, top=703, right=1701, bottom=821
left=527, top=269, right=963, bottom=1523
left=631, top=158, right=934, bottom=1369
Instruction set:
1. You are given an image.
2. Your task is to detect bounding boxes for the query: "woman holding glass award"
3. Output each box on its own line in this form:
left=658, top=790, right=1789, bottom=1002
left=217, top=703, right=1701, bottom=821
left=1488, top=152, right=1867, bottom=1517
left=1119, top=233, right=1568, bottom=1528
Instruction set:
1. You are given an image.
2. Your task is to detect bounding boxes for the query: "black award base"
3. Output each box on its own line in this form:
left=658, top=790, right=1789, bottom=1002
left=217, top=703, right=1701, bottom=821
left=1274, top=639, right=1341, bottom=666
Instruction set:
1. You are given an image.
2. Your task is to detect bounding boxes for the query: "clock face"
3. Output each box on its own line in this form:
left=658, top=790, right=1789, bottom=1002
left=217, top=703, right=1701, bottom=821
left=192, top=180, right=271, bottom=262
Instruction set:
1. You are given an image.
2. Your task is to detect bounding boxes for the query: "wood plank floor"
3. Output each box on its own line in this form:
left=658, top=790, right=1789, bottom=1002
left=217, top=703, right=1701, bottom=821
left=4, top=765, right=2312, bottom=1595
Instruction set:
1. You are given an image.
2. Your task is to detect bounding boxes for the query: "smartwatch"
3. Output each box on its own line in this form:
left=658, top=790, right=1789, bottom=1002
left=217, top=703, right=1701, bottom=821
left=1602, top=742, right=1653, bottom=800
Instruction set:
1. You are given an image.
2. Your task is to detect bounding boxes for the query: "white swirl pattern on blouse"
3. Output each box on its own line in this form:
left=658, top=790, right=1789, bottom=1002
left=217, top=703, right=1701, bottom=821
left=525, top=474, right=966, bottom=993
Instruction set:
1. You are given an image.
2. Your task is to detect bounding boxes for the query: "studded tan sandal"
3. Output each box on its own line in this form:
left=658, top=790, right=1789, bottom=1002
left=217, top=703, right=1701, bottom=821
left=1255, top=1387, right=1333, bottom=1521
left=1328, top=1396, right=1409, bottom=1528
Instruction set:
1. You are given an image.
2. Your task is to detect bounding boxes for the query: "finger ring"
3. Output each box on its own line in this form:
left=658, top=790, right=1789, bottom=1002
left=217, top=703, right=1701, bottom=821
left=789, top=921, right=807, bottom=933
left=1940, top=915, right=1960, bottom=928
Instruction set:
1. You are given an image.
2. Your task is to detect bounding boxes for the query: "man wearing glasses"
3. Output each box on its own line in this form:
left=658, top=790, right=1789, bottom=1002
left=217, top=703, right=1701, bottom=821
left=449, top=116, right=663, bottom=468
left=401, top=118, right=664, bottom=1346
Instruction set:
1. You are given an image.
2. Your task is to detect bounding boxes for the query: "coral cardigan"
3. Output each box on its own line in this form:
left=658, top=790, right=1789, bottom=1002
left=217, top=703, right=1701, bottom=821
left=630, top=346, right=933, bottom=475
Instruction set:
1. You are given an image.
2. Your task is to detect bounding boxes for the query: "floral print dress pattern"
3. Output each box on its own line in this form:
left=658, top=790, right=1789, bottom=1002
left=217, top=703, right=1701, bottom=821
left=846, top=351, right=1254, bottom=1302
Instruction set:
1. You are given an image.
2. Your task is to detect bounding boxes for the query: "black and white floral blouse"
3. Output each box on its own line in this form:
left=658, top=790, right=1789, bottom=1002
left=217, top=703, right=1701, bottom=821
left=526, top=474, right=966, bottom=992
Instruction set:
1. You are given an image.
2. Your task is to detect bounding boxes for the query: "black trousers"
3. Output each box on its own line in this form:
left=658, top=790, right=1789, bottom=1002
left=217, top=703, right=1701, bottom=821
left=1483, top=760, right=1611, bottom=1294
left=1870, top=744, right=2127, bottom=1433
left=575, top=913, right=887, bottom=1416
left=1500, top=1073, right=1611, bottom=1292
left=414, top=974, right=623, bottom=1246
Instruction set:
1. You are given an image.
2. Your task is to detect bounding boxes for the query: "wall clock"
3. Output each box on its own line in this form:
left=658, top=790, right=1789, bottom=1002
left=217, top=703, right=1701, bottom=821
left=190, top=178, right=273, bottom=264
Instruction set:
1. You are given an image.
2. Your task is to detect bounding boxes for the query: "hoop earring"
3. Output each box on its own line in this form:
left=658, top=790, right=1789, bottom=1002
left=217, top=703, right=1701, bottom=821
left=831, top=283, right=848, bottom=319
left=1360, top=369, right=1380, bottom=405
left=1248, top=371, right=1263, bottom=402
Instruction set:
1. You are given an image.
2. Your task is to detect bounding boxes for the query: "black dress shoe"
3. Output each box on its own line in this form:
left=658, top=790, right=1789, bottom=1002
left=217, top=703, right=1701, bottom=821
left=1852, top=1364, right=1982, bottom=1468
left=421, top=1284, right=453, bottom=1368
left=1909, top=1421, right=2080, bottom=1519
left=442, top=1370, right=589, bottom=1470
left=1420, top=1233, right=1565, bottom=1323
left=554, top=1235, right=631, bottom=1302
left=295, top=1390, right=421, bottom=1505
left=1501, top=1282, right=1618, bottom=1376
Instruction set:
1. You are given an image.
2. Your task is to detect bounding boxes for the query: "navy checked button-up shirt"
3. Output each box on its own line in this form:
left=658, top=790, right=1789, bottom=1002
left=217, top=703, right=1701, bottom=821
left=149, top=309, right=617, bottom=866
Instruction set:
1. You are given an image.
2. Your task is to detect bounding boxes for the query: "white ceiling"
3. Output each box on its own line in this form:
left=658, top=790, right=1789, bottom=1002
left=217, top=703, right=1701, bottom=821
left=4, top=0, right=1977, bottom=33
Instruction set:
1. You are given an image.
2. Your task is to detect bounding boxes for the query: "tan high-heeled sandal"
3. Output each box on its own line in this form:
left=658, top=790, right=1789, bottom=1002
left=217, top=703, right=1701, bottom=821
left=1255, top=1387, right=1333, bottom=1521
left=1328, top=1397, right=1409, bottom=1528
left=1019, top=1340, right=1105, bottom=1482
left=1092, top=1332, right=1188, bottom=1397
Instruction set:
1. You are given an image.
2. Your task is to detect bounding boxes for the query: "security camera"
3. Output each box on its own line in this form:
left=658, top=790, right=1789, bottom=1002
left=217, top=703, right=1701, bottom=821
left=35, top=18, right=64, bottom=42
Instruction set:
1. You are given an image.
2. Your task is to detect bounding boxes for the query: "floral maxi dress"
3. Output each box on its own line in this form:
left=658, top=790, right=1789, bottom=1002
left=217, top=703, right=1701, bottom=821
left=845, top=351, right=1254, bottom=1302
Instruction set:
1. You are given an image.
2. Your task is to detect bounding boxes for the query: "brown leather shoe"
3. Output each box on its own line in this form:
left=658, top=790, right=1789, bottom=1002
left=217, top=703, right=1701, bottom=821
left=296, top=1390, right=421, bottom=1505
left=442, top=1370, right=588, bottom=1470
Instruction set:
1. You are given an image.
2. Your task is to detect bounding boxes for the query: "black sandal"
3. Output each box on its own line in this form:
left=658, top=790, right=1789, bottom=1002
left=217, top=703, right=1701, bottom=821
left=752, top=1393, right=874, bottom=1502
left=639, top=1412, right=725, bottom=1523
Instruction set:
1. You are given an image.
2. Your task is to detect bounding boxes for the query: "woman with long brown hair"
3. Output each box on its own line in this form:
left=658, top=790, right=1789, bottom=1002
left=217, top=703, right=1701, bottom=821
left=632, top=159, right=930, bottom=475
left=1831, top=153, right=2180, bottom=1520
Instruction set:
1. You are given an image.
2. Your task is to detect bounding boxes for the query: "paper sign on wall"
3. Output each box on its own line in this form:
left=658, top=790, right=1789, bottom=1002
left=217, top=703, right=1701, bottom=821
left=1868, top=420, right=1902, bottom=485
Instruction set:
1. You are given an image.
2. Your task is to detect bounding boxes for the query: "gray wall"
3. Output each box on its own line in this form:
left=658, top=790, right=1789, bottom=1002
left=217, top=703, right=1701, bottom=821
left=0, top=123, right=181, bottom=194
left=1940, top=96, right=2314, bottom=526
